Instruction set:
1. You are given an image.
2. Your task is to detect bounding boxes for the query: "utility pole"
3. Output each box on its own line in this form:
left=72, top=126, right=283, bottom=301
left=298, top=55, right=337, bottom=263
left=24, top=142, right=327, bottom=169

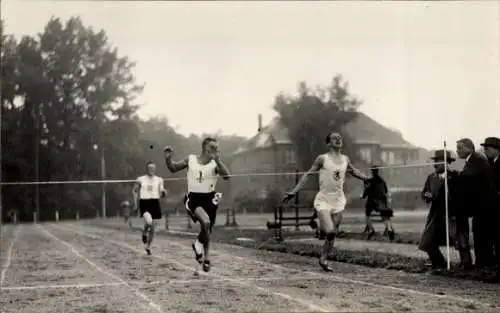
left=0, top=6, right=3, bottom=239
left=35, top=106, right=40, bottom=222
left=101, top=147, right=106, bottom=219
left=93, top=144, right=106, bottom=219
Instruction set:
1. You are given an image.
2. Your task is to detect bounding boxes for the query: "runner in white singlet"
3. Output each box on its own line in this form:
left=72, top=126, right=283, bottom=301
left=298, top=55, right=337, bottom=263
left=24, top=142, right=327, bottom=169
left=132, top=162, right=166, bottom=255
left=284, top=132, right=368, bottom=271
left=163, top=137, right=230, bottom=272
left=314, top=153, right=349, bottom=214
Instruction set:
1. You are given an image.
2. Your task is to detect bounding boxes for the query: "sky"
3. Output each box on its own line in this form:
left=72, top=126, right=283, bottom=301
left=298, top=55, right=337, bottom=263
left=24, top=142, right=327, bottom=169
left=3, top=1, right=500, bottom=150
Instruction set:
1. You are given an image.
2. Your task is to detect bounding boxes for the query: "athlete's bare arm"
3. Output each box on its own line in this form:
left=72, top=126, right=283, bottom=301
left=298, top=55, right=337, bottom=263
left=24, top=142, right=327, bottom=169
left=346, top=157, right=368, bottom=181
left=164, top=146, right=189, bottom=173
left=213, top=152, right=230, bottom=180
left=132, top=180, right=141, bottom=211
left=165, top=157, right=188, bottom=173
left=290, top=155, right=324, bottom=194
left=159, top=178, right=167, bottom=198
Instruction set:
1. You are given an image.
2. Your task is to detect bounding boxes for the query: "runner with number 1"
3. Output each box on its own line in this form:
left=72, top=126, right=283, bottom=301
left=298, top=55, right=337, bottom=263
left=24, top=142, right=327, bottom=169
left=164, top=137, right=230, bottom=272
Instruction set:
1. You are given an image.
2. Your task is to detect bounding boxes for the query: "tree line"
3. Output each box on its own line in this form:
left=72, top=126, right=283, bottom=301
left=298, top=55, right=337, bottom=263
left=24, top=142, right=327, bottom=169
left=1, top=17, right=361, bottom=221
left=0, top=17, right=244, bottom=221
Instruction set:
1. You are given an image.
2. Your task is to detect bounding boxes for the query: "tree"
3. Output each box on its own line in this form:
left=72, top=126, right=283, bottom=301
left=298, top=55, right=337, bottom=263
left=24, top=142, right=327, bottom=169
left=273, top=75, right=362, bottom=173
left=1, top=17, right=144, bottom=220
left=0, top=16, right=248, bottom=222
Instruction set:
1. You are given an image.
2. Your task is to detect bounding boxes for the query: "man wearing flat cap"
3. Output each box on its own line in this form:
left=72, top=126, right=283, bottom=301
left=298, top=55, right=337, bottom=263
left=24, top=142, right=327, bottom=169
left=481, top=137, right=500, bottom=281
left=456, top=138, right=497, bottom=271
left=420, top=150, right=471, bottom=270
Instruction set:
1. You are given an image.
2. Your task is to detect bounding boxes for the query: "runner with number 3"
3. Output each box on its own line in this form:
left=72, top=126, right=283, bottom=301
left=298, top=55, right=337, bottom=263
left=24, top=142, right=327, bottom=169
left=164, top=137, right=230, bottom=272
left=283, top=132, right=368, bottom=271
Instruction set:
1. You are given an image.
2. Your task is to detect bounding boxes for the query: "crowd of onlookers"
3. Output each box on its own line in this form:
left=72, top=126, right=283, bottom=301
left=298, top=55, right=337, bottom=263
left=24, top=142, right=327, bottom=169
left=361, top=137, right=500, bottom=282
left=417, top=137, right=500, bottom=282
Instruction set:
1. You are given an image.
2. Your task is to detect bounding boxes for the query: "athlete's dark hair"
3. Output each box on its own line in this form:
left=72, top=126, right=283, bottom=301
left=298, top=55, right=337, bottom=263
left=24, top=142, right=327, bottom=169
left=202, top=137, right=217, bottom=151
left=325, top=132, right=342, bottom=144
left=146, top=161, right=155, bottom=167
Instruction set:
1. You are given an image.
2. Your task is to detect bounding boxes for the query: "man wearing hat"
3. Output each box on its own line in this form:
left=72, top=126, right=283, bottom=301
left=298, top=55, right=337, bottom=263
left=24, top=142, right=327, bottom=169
left=362, top=164, right=395, bottom=241
left=456, top=138, right=497, bottom=271
left=419, top=149, right=471, bottom=270
left=481, top=137, right=500, bottom=191
left=481, top=137, right=500, bottom=281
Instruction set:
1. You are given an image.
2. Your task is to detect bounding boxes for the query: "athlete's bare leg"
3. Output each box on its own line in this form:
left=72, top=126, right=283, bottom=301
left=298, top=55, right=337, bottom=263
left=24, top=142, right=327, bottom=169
left=317, top=210, right=335, bottom=271
left=147, top=221, right=157, bottom=247
left=332, top=212, right=343, bottom=231
left=193, top=207, right=212, bottom=272
left=142, top=212, right=155, bottom=255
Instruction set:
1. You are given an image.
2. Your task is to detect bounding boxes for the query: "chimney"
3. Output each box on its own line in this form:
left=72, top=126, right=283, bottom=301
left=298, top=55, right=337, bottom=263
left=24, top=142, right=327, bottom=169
left=258, top=114, right=263, bottom=132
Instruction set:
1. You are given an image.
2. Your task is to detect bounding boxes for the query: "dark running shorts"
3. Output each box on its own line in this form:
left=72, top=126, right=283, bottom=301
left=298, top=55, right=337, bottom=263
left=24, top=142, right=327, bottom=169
left=184, top=192, right=220, bottom=230
left=139, top=199, right=162, bottom=220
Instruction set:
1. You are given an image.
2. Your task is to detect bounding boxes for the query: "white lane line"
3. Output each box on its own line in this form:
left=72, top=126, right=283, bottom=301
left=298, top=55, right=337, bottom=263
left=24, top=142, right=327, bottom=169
left=69, top=223, right=491, bottom=308
left=1, top=282, right=126, bottom=291
left=141, top=275, right=317, bottom=287
left=1, top=275, right=317, bottom=292
left=55, top=225, right=330, bottom=313
left=0, top=226, right=21, bottom=287
left=38, top=225, right=163, bottom=313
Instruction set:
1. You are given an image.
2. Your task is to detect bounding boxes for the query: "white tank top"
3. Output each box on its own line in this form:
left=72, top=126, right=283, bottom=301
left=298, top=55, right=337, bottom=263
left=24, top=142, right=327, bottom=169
left=187, top=155, right=218, bottom=193
left=136, top=175, right=163, bottom=199
left=318, top=153, right=348, bottom=195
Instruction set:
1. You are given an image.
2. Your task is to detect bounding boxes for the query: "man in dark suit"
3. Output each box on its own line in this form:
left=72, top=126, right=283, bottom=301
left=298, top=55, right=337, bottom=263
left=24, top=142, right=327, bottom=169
left=419, top=150, right=470, bottom=270
left=481, top=137, right=500, bottom=281
left=456, top=138, right=497, bottom=269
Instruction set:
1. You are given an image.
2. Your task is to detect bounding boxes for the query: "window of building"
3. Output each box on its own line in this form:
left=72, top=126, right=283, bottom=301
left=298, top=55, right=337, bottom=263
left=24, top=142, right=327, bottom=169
left=284, top=148, right=296, bottom=164
left=381, top=151, right=387, bottom=164
left=410, top=151, right=417, bottom=161
left=387, top=151, right=395, bottom=165
left=359, top=147, right=372, bottom=164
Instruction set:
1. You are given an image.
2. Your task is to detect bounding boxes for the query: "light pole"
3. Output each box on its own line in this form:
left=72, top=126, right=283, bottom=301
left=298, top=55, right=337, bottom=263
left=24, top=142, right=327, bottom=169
left=93, top=144, right=106, bottom=219
left=35, top=107, right=40, bottom=223
left=0, top=15, right=2, bottom=236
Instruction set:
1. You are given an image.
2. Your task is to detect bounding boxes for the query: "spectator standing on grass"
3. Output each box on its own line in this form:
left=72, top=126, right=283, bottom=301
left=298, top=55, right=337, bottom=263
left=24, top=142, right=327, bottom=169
left=456, top=138, right=497, bottom=272
left=419, top=150, right=471, bottom=271
left=480, top=137, right=500, bottom=282
left=362, top=165, right=395, bottom=241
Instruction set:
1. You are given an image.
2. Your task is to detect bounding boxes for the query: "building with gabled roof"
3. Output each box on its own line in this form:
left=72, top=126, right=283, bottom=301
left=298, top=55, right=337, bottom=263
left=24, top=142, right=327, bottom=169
left=229, top=112, right=432, bottom=209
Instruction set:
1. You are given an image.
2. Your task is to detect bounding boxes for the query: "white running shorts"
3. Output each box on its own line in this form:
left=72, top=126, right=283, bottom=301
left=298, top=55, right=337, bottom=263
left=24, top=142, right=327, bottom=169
left=313, top=191, right=346, bottom=214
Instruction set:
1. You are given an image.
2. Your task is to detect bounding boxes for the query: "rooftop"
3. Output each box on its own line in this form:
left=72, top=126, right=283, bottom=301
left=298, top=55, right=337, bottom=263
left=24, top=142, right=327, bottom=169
left=232, top=112, right=418, bottom=156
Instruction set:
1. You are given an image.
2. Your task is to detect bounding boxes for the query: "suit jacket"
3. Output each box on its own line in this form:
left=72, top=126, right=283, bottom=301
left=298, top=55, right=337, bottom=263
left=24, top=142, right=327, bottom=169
left=489, top=157, right=500, bottom=212
left=421, top=170, right=460, bottom=218
left=489, top=157, right=500, bottom=194
left=419, top=170, right=459, bottom=249
left=457, top=152, right=497, bottom=217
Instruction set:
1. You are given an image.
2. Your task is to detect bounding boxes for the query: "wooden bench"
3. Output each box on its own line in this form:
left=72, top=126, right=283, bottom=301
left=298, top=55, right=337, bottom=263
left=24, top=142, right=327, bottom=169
left=266, top=203, right=317, bottom=242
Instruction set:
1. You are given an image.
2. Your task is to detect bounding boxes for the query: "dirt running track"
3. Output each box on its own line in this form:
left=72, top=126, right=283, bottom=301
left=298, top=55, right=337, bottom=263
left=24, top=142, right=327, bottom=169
left=1, top=223, right=500, bottom=312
